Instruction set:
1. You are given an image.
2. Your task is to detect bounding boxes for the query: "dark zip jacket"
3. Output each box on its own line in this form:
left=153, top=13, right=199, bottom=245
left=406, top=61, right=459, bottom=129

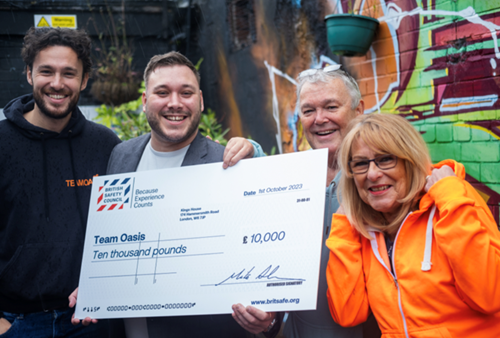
left=0, top=94, right=120, bottom=313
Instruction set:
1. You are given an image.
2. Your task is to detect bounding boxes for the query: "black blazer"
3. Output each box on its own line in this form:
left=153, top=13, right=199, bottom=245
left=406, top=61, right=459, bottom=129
left=106, top=131, right=256, bottom=338
left=107, top=131, right=225, bottom=175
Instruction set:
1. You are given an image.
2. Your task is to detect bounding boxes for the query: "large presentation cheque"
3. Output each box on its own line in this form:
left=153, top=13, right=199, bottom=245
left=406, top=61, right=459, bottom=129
left=75, top=149, right=328, bottom=319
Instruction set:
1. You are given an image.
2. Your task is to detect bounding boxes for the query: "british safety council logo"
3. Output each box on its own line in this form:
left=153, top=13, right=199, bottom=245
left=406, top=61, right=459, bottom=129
left=97, top=177, right=133, bottom=211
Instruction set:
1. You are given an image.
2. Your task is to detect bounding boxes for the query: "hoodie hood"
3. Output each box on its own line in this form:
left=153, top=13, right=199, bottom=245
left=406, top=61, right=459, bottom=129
left=419, top=159, right=466, bottom=212
left=432, top=159, right=466, bottom=179
left=3, top=93, right=86, bottom=140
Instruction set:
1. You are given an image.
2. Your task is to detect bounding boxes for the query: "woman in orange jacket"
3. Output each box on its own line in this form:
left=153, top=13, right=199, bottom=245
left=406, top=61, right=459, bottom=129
left=326, top=114, right=500, bottom=337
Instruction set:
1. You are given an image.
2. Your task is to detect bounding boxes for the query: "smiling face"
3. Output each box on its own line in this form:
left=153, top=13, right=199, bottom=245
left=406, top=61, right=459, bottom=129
left=26, top=45, right=88, bottom=129
left=351, top=137, right=407, bottom=223
left=143, top=65, right=204, bottom=152
left=299, top=77, right=363, bottom=158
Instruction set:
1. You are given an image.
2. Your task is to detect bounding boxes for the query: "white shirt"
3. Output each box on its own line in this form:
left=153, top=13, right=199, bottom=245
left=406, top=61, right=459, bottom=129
left=124, top=139, right=190, bottom=338
left=136, top=140, right=190, bottom=172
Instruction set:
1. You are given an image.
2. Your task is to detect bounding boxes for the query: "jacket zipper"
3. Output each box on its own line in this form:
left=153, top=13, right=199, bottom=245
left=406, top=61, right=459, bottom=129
left=392, top=269, right=409, bottom=338
left=369, top=212, right=412, bottom=338
left=391, top=213, right=411, bottom=338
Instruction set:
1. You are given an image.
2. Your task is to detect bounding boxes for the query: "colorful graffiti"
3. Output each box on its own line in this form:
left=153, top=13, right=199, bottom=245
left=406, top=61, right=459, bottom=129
left=256, top=0, right=500, bottom=224
left=204, top=0, right=499, bottom=224
left=357, top=0, right=500, bottom=223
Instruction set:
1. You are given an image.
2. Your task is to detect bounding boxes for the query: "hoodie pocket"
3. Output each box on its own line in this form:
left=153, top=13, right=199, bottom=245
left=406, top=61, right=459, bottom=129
left=0, top=312, right=19, bottom=337
left=383, top=326, right=452, bottom=338
left=410, top=327, right=452, bottom=338
left=0, top=241, right=82, bottom=303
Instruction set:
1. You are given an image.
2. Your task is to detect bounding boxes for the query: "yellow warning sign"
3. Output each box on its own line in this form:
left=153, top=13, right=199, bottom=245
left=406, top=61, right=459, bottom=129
left=52, top=16, right=76, bottom=28
left=34, top=15, right=77, bottom=29
left=37, top=16, right=50, bottom=27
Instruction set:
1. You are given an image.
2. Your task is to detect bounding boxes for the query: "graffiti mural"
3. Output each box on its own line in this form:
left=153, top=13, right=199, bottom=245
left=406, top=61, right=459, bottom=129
left=255, top=0, right=500, bottom=224
left=200, top=0, right=499, bottom=225
left=353, top=0, right=500, bottom=224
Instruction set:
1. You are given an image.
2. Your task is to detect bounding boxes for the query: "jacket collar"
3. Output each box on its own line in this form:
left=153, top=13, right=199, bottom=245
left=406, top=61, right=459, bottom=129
left=181, top=131, right=208, bottom=166
left=3, top=94, right=86, bottom=140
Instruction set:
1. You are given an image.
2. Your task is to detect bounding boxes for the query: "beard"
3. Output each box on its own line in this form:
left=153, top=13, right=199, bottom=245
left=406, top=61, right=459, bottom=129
left=32, top=89, right=80, bottom=120
left=147, top=109, right=201, bottom=145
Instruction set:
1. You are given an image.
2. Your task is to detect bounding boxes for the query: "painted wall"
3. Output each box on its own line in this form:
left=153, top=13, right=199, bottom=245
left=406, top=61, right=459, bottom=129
left=342, top=0, right=500, bottom=225
left=199, top=0, right=500, bottom=226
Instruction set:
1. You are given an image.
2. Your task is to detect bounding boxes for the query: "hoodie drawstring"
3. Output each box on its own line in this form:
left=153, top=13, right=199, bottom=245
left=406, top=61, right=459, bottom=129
left=421, top=205, right=437, bottom=271
left=67, top=130, right=86, bottom=231
left=370, top=205, right=437, bottom=272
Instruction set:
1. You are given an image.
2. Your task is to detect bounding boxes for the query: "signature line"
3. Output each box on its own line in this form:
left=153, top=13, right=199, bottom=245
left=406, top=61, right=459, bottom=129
left=200, top=279, right=305, bottom=287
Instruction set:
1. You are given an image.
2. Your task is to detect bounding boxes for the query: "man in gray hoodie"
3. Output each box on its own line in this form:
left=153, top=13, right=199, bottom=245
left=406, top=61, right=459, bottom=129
left=283, top=65, right=380, bottom=338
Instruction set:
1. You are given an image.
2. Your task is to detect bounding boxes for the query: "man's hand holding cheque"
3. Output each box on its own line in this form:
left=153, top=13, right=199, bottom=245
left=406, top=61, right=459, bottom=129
left=70, top=52, right=326, bottom=338
left=232, top=304, right=276, bottom=334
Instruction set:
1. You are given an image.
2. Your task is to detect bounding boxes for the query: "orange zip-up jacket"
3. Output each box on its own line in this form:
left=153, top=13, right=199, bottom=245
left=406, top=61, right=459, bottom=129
left=325, top=160, right=500, bottom=338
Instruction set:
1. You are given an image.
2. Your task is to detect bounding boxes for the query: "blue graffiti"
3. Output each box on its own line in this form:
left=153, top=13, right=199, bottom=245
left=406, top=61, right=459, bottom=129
left=288, top=109, right=300, bottom=152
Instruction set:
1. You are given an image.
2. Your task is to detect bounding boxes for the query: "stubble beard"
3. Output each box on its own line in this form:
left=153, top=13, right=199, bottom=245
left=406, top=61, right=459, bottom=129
left=33, top=89, right=80, bottom=120
left=147, top=108, right=201, bottom=145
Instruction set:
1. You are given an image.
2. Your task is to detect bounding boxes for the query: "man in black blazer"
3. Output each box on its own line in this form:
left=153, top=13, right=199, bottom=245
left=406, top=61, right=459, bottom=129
left=72, top=51, right=280, bottom=338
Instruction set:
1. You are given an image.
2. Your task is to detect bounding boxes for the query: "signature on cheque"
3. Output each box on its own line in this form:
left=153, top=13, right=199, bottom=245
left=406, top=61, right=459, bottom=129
left=215, top=265, right=305, bottom=286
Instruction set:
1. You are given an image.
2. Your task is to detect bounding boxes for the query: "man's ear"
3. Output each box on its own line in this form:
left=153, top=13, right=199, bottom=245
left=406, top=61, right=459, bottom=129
left=142, top=91, right=147, bottom=112
left=355, top=99, right=365, bottom=116
left=80, top=73, right=90, bottom=91
left=199, top=90, right=204, bottom=112
left=26, top=66, right=33, bottom=86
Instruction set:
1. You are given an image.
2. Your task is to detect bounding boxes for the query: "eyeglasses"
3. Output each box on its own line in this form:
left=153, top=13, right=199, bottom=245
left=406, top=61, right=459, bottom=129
left=297, top=64, right=342, bottom=80
left=348, top=154, right=398, bottom=174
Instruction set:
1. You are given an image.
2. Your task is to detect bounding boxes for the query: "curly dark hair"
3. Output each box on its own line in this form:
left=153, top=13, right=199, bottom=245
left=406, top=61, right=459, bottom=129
left=21, top=27, right=92, bottom=76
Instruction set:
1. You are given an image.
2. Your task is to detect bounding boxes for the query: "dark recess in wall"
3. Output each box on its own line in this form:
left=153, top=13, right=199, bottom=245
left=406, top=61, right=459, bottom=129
left=227, top=0, right=256, bottom=52
left=300, top=0, right=329, bottom=55
left=274, top=0, right=300, bottom=68
left=198, top=0, right=281, bottom=153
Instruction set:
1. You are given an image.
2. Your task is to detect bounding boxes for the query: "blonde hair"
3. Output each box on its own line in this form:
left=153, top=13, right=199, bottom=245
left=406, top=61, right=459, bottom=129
left=338, top=114, right=431, bottom=239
